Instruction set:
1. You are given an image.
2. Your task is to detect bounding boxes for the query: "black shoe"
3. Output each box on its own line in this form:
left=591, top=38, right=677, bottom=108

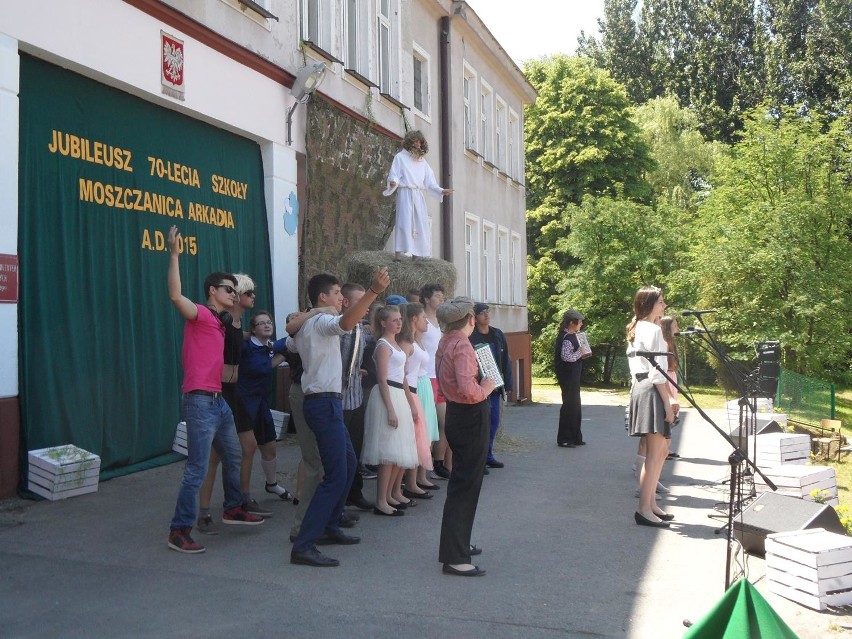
left=338, top=513, right=357, bottom=529
left=486, top=459, right=504, bottom=468
left=373, top=506, right=404, bottom=517
left=417, top=482, right=440, bottom=491
left=290, top=547, right=340, bottom=567
left=483, top=466, right=490, bottom=475
left=402, top=488, right=432, bottom=499
left=442, top=563, right=486, bottom=577
left=347, top=496, right=374, bottom=511
left=657, top=513, right=675, bottom=521
left=316, top=531, right=361, bottom=545
left=469, top=544, right=482, bottom=556
left=558, top=442, right=576, bottom=448
left=433, top=462, right=451, bottom=480
left=575, top=441, right=586, bottom=446
left=634, top=512, right=670, bottom=528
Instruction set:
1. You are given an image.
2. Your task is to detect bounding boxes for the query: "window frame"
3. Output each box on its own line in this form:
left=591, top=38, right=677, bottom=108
left=463, top=63, right=478, bottom=153
left=480, top=80, right=493, bottom=163
left=511, top=232, right=523, bottom=305
left=465, top=214, right=482, bottom=300
left=482, top=221, right=496, bottom=303
left=498, top=226, right=510, bottom=303
left=411, top=42, right=431, bottom=120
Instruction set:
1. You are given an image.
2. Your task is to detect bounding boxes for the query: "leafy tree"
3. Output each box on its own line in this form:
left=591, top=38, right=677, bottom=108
left=690, top=106, right=852, bottom=382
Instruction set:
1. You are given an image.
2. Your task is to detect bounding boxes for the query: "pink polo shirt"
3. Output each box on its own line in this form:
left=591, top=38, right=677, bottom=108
left=181, top=304, right=225, bottom=394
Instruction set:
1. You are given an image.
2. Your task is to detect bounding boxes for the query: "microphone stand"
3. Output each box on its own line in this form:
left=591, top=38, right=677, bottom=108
left=639, top=354, right=777, bottom=590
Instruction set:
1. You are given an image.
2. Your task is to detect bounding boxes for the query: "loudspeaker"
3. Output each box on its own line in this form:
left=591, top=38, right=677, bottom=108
left=756, top=341, right=781, bottom=398
left=733, top=492, right=846, bottom=556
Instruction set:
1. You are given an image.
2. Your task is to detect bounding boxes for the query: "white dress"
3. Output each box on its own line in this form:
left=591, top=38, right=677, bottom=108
left=383, top=150, right=445, bottom=257
left=362, top=338, right=419, bottom=468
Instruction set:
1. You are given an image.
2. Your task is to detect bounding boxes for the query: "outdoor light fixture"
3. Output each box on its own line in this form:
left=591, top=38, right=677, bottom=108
left=286, top=61, right=327, bottom=145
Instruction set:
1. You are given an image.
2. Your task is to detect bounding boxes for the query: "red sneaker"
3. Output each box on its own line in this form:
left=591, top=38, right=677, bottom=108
left=168, top=527, right=206, bottom=554
left=222, top=506, right=264, bottom=525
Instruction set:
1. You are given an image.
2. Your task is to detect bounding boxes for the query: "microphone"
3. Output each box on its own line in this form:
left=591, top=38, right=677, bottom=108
left=682, top=309, right=717, bottom=317
left=675, top=327, right=709, bottom=336
left=627, top=349, right=673, bottom=358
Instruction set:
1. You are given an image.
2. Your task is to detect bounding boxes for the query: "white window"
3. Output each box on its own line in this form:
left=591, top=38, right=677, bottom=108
left=377, top=0, right=399, bottom=98
left=412, top=43, right=431, bottom=118
left=463, top=64, right=477, bottom=151
left=302, top=0, right=333, bottom=53
left=465, top=214, right=481, bottom=300
left=480, top=81, right=493, bottom=162
left=511, top=232, right=523, bottom=305
left=482, top=222, right=496, bottom=302
left=508, top=110, right=520, bottom=179
left=498, top=227, right=510, bottom=303
left=496, top=98, right=507, bottom=171
left=345, top=0, right=370, bottom=77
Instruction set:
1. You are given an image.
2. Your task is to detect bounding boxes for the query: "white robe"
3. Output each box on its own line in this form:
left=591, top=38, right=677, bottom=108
left=383, top=150, right=445, bottom=257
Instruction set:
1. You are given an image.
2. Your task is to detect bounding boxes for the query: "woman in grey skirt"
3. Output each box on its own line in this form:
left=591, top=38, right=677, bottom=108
left=626, top=286, right=677, bottom=528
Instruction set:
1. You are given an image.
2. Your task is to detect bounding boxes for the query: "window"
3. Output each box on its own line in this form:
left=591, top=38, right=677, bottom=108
left=480, top=81, right=493, bottom=162
left=511, top=232, right=523, bottom=305
left=465, top=214, right=481, bottom=299
left=302, top=0, right=333, bottom=53
left=412, top=44, right=430, bottom=118
left=498, top=227, right=510, bottom=303
left=482, top=222, right=496, bottom=302
left=495, top=98, right=507, bottom=171
left=463, top=64, right=477, bottom=151
left=377, top=0, right=399, bottom=98
left=508, top=110, right=520, bottom=179
left=345, top=0, right=370, bottom=78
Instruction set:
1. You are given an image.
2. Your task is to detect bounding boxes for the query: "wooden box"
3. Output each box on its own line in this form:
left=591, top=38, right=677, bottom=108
left=755, top=432, right=811, bottom=467
left=28, top=445, right=100, bottom=501
left=766, top=529, right=852, bottom=610
left=755, top=465, right=838, bottom=506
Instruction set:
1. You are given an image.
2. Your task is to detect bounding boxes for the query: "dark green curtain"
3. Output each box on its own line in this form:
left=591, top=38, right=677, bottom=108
left=18, top=55, right=273, bottom=476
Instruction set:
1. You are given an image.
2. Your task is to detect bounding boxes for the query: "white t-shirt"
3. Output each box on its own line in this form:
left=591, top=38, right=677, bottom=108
left=420, top=318, right=441, bottom=378
left=627, top=320, right=669, bottom=385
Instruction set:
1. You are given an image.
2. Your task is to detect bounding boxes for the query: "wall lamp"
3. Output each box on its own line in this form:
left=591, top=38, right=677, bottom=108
left=286, top=62, right=327, bottom=145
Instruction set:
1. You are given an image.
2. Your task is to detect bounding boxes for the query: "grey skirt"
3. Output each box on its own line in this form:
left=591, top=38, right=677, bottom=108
left=628, top=378, right=671, bottom=438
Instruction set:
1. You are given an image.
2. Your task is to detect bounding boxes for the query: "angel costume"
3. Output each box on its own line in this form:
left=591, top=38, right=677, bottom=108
left=383, top=150, right=445, bottom=257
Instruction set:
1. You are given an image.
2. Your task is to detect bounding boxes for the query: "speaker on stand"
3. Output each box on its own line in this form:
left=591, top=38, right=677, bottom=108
left=756, top=341, right=780, bottom=400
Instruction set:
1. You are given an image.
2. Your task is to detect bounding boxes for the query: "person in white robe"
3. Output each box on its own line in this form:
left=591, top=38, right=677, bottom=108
left=383, top=130, right=451, bottom=260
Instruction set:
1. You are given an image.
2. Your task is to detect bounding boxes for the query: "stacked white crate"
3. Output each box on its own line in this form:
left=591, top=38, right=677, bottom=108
left=755, top=465, right=839, bottom=506
left=755, top=432, right=811, bottom=467
left=172, top=421, right=188, bottom=456
left=28, top=445, right=100, bottom=500
left=270, top=410, right=289, bottom=441
left=725, top=397, right=775, bottom=426
left=766, top=528, right=852, bottom=611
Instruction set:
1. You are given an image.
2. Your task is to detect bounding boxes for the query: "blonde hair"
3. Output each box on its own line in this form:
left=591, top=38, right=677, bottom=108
left=233, top=272, right=256, bottom=295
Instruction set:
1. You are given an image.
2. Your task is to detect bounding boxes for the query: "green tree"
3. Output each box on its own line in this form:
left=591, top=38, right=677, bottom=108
left=691, top=106, right=852, bottom=381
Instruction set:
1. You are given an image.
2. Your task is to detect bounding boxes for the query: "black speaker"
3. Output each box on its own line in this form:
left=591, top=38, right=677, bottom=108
left=733, top=491, right=846, bottom=556
left=756, top=341, right=781, bottom=398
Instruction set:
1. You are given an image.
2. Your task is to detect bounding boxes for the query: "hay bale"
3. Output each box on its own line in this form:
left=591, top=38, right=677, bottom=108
left=342, top=251, right=457, bottom=301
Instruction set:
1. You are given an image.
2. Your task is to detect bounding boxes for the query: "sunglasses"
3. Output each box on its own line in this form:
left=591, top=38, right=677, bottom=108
left=243, top=290, right=255, bottom=297
left=216, top=284, right=237, bottom=296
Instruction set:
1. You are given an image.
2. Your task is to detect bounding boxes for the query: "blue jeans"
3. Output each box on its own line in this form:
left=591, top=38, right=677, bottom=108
left=170, top=393, right=243, bottom=530
left=292, top=396, right=356, bottom=553
left=487, top=392, right=502, bottom=462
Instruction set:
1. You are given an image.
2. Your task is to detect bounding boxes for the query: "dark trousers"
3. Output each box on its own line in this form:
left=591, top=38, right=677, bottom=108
left=557, top=374, right=583, bottom=445
left=343, top=403, right=365, bottom=502
left=438, top=400, right=490, bottom=565
left=486, top=392, right=501, bottom=462
left=292, top=396, right=356, bottom=553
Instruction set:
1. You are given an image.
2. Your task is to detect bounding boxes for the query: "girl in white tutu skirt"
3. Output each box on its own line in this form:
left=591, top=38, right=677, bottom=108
left=362, top=305, right=419, bottom=515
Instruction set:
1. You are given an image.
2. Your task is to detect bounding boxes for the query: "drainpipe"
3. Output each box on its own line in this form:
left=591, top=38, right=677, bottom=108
left=439, top=15, right=453, bottom=262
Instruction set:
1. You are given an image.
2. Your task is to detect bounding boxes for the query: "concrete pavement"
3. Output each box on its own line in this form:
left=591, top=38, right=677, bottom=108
left=0, top=390, right=849, bottom=638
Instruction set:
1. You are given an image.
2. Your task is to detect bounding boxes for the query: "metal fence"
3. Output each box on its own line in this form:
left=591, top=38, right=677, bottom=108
left=775, top=367, right=836, bottom=425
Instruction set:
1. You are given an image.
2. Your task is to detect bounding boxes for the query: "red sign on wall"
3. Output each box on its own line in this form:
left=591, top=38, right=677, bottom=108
left=161, top=31, right=185, bottom=101
left=0, top=254, right=19, bottom=303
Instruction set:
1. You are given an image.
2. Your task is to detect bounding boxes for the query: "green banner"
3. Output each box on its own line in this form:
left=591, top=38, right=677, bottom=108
left=18, top=55, right=273, bottom=475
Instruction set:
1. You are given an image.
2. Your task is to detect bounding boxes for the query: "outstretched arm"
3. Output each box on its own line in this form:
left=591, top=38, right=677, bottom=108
left=167, top=225, right=198, bottom=321
left=339, top=268, right=390, bottom=331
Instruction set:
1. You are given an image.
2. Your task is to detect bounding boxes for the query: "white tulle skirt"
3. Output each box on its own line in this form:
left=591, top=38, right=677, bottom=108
left=362, top=385, right=419, bottom=468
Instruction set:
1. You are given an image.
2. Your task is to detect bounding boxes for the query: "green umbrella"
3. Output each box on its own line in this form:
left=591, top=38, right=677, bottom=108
left=683, top=578, right=799, bottom=638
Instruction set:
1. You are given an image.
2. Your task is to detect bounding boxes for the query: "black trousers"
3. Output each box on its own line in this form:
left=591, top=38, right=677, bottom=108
left=438, top=399, right=490, bottom=565
left=557, top=374, right=583, bottom=445
left=343, top=403, right=366, bottom=501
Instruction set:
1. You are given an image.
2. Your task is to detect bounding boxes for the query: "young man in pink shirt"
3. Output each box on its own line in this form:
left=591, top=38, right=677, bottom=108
left=166, top=225, right=263, bottom=554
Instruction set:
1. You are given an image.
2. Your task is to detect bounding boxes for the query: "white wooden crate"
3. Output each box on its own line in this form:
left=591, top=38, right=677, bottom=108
left=755, top=465, right=838, bottom=506
left=755, top=432, right=811, bottom=467
left=766, top=529, right=852, bottom=610
left=172, top=421, right=188, bottom=456
left=27, top=445, right=100, bottom=501
left=270, top=410, right=289, bottom=441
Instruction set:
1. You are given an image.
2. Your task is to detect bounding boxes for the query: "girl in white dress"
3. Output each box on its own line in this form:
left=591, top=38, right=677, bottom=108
left=362, top=305, right=419, bottom=515
left=383, top=130, right=451, bottom=260
left=398, top=303, right=437, bottom=500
